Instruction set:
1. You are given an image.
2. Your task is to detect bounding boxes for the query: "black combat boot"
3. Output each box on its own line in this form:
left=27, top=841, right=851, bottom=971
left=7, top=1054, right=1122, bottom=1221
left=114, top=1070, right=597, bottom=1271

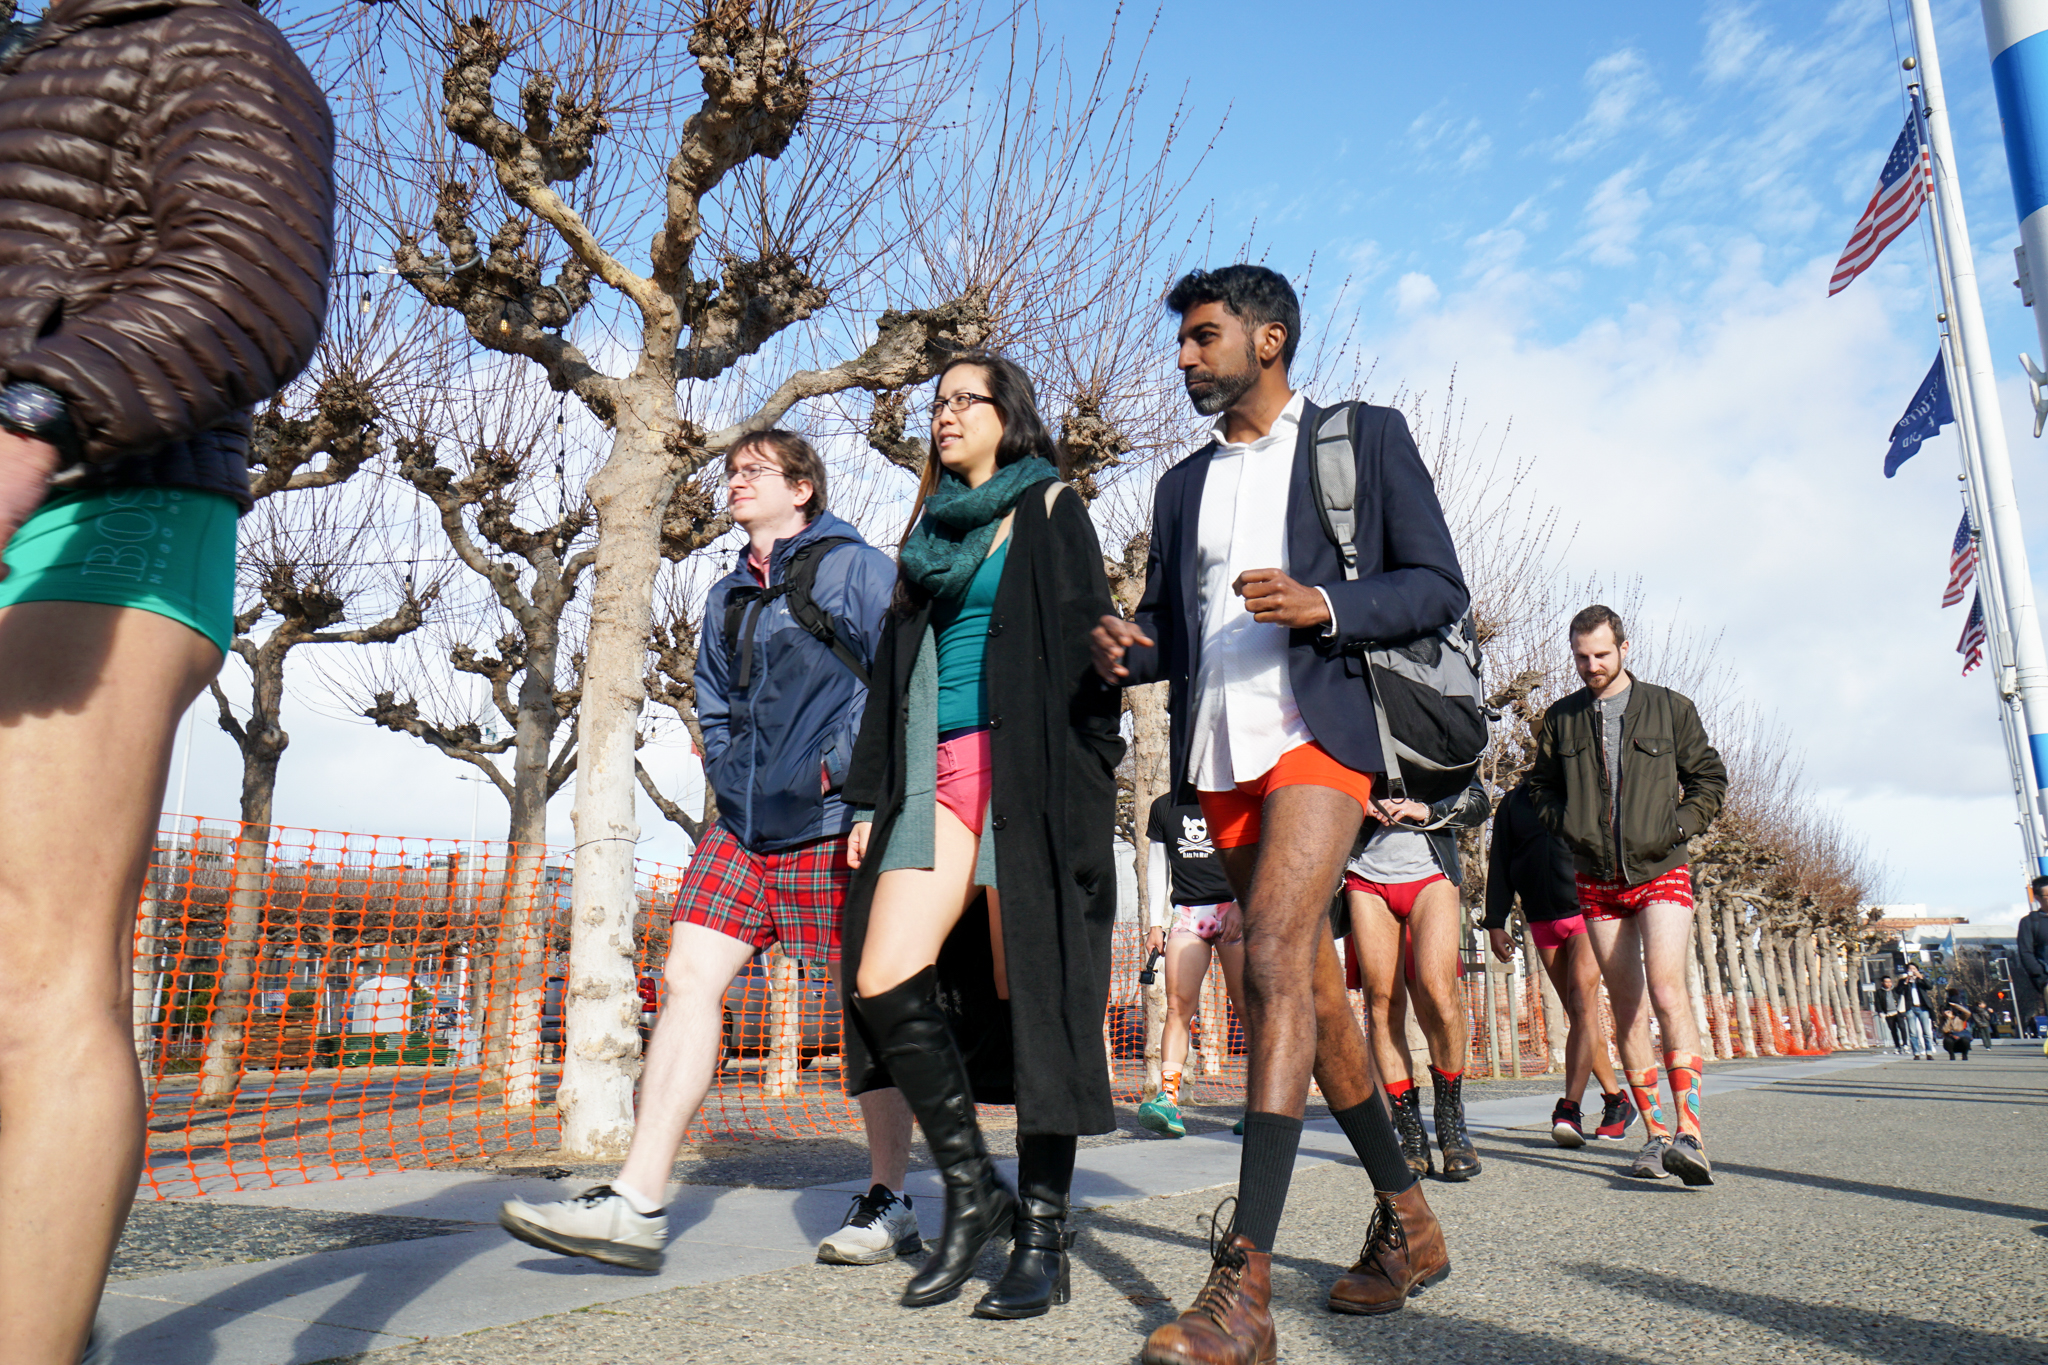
left=973, top=1132, right=1076, bottom=1319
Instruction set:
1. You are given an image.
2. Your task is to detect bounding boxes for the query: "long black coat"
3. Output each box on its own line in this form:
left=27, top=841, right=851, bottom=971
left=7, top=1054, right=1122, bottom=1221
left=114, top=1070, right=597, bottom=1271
left=840, top=480, right=1124, bottom=1136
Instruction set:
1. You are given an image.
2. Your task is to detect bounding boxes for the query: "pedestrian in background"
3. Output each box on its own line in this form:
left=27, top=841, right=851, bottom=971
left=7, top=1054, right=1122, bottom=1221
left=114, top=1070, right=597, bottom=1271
left=1940, top=999, right=1975, bottom=1060
left=1873, top=975, right=1908, bottom=1054
left=1139, top=791, right=1246, bottom=1141
left=0, top=2, right=334, bottom=1360
left=1527, top=605, right=1728, bottom=1186
left=1484, top=775, right=1634, bottom=1149
left=1898, top=964, right=1937, bottom=1059
left=2018, top=876, right=2048, bottom=1023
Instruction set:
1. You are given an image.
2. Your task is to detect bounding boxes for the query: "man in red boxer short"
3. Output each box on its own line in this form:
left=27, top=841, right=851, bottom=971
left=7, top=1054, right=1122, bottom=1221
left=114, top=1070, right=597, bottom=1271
left=500, top=431, right=917, bottom=1271
left=1527, top=605, right=1726, bottom=1185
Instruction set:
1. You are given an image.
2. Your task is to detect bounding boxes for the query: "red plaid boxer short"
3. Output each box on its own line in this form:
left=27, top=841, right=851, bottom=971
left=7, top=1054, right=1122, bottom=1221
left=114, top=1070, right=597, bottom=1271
left=671, top=822, right=850, bottom=962
left=1574, top=864, right=1694, bottom=922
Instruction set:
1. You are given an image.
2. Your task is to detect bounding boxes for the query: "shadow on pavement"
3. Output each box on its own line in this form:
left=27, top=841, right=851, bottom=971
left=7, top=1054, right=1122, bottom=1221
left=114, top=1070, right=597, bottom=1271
left=1708, top=1160, right=2048, bottom=1223
left=1565, top=1263, right=2047, bottom=1364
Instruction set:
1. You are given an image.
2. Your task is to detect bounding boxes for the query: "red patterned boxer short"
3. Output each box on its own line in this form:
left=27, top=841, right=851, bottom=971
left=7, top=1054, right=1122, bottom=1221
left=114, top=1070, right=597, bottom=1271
left=671, top=822, right=850, bottom=962
left=1574, top=864, right=1694, bottom=922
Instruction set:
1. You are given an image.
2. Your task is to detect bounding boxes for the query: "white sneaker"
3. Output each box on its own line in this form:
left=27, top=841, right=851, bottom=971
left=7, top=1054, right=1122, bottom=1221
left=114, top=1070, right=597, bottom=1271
left=499, top=1184, right=667, bottom=1272
left=816, top=1183, right=921, bottom=1265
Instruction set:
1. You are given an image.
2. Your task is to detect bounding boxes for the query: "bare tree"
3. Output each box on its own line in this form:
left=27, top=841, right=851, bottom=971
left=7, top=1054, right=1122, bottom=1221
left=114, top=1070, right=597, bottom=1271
left=194, top=379, right=440, bottom=1109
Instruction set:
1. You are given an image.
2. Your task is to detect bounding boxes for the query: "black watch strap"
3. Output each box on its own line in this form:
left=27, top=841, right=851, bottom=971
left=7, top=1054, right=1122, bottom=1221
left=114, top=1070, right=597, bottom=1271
left=0, top=381, right=77, bottom=456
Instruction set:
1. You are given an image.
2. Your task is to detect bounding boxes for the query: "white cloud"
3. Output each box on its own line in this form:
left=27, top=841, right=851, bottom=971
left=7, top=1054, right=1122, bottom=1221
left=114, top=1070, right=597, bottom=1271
left=1555, top=49, right=1665, bottom=160
left=1580, top=166, right=1653, bottom=266
left=1354, top=240, right=2041, bottom=916
left=1407, top=107, right=1493, bottom=174
left=1393, top=271, right=1440, bottom=313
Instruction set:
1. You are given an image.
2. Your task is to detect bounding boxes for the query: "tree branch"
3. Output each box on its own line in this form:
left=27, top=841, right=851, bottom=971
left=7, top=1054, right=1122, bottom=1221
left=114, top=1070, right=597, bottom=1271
left=635, top=756, right=704, bottom=842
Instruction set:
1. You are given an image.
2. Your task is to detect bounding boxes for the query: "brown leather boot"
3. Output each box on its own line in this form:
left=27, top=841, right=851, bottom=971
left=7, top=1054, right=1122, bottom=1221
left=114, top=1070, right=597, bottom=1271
left=1139, top=1222, right=1276, bottom=1365
left=1326, top=1182, right=1451, bottom=1315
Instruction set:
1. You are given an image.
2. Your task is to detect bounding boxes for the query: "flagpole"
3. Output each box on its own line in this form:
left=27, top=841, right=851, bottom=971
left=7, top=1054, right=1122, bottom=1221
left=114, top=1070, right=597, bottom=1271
left=1909, top=0, right=2048, bottom=877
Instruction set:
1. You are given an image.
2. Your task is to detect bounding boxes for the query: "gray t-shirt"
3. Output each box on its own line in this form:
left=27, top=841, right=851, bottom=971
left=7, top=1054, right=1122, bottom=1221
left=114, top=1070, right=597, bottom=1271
left=1349, top=824, right=1441, bottom=883
left=1596, top=686, right=1630, bottom=866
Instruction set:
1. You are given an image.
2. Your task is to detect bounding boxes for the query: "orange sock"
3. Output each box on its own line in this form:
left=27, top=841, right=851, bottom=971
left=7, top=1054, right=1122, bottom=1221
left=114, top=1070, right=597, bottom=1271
left=1160, top=1069, right=1181, bottom=1103
left=1625, top=1066, right=1669, bottom=1138
left=1663, top=1050, right=1704, bottom=1138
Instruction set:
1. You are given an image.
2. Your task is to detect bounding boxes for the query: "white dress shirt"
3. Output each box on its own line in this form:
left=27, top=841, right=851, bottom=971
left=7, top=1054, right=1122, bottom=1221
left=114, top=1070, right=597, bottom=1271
left=1187, top=392, right=1319, bottom=791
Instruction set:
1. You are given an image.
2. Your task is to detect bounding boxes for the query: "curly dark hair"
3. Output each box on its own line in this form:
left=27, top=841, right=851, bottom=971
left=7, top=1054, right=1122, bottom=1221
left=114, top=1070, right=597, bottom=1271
left=1165, top=264, right=1301, bottom=368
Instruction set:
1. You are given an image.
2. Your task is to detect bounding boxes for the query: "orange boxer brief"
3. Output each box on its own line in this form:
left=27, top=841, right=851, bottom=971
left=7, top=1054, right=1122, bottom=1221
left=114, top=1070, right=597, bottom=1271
left=1196, top=740, right=1375, bottom=849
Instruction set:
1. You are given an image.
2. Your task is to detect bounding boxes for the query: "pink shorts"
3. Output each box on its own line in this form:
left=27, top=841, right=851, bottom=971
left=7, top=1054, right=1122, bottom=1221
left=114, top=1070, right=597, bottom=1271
left=935, top=726, right=992, bottom=832
left=1528, top=915, right=1589, bottom=953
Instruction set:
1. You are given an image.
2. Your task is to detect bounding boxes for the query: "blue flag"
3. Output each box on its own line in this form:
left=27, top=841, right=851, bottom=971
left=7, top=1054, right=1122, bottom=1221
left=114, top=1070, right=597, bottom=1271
left=1886, top=353, right=1954, bottom=476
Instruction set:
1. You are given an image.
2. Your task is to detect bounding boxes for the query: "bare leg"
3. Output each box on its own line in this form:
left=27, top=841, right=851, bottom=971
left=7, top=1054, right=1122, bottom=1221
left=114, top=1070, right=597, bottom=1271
left=615, top=923, right=756, bottom=1205
left=1404, top=880, right=1468, bottom=1075
left=1217, top=785, right=1363, bottom=1119
left=0, top=604, right=221, bottom=1365
left=1538, top=935, right=1617, bottom=1103
left=855, top=806, right=984, bottom=999
left=1348, top=894, right=1413, bottom=1090
left=1637, top=901, right=1703, bottom=1136
left=1161, top=934, right=1214, bottom=1080
left=1308, top=920, right=1378, bottom=1110
left=1586, top=914, right=1669, bottom=1137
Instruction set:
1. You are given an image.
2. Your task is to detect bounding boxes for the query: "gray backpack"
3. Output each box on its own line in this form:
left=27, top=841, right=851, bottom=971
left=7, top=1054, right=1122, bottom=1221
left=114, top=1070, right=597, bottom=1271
left=1307, top=403, right=1491, bottom=803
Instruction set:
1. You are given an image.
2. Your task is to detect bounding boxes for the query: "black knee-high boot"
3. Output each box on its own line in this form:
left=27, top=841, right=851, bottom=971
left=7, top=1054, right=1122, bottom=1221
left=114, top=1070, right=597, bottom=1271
left=856, top=967, right=1016, bottom=1306
left=973, top=1132, right=1076, bottom=1319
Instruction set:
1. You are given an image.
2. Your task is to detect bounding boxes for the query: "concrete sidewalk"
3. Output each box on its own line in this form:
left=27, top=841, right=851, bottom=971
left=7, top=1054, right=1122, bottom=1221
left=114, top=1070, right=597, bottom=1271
left=92, top=1050, right=2007, bottom=1365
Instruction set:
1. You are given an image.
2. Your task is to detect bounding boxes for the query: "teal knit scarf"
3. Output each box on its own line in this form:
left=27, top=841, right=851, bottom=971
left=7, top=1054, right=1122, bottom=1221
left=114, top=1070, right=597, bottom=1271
left=897, top=455, right=1058, bottom=604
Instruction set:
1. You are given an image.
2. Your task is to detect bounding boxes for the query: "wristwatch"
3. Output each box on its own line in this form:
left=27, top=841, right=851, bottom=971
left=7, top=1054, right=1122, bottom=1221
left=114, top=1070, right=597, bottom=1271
left=0, top=381, right=77, bottom=457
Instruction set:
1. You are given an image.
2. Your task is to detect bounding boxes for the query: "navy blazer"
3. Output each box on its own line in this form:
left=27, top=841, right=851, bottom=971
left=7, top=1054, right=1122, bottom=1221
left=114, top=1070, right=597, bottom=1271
left=1120, top=398, right=1468, bottom=788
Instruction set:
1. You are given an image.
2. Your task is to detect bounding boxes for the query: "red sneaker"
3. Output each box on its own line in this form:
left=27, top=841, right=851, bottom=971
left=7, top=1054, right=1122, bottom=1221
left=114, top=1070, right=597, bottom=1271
left=1594, top=1091, right=1637, bottom=1141
left=1550, top=1097, right=1585, bottom=1148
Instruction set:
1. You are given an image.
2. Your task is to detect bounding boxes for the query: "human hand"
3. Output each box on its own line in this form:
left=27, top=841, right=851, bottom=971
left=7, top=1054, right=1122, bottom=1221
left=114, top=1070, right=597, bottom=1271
left=1218, top=901, right=1244, bottom=946
left=848, top=822, right=870, bottom=869
left=1371, top=797, right=1430, bottom=826
left=0, top=432, right=60, bottom=581
left=1232, top=568, right=1329, bottom=628
left=1145, top=926, right=1165, bottom=957
left=1090, top=613, right=1153, bottom=683
left=1487, top=928, right=1516, bottom=963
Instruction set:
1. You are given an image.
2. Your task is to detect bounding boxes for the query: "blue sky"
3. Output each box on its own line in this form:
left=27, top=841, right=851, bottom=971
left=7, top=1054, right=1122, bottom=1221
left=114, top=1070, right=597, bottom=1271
left=180, top=0, right=2048, bottom=921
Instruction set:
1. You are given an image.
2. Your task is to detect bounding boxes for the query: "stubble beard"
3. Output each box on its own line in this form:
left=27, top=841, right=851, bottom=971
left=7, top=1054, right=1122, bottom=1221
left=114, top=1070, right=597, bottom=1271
left=1184, top=339, right=1261, bottom=416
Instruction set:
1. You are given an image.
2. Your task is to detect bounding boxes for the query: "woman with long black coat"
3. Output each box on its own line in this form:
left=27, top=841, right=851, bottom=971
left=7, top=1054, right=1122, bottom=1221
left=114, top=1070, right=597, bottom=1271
left=842, top=351, right=1123, bottom=1319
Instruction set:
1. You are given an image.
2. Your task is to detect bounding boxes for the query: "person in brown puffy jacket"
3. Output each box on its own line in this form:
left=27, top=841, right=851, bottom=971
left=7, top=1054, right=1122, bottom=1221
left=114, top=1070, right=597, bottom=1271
left=0, top=0, right=333, bottom=1358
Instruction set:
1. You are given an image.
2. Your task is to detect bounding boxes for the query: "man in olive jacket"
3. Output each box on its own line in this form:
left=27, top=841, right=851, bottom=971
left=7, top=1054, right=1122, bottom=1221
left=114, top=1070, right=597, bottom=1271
left=1527, top=605, right=1726, bottom=1187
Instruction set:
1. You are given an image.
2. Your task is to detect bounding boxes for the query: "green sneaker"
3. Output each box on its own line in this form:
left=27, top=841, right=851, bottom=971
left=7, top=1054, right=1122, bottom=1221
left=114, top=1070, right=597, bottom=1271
left=1138, top=1094, right=1186, bottom=1137
left=1232, top=1118, right=1245, bottom=1136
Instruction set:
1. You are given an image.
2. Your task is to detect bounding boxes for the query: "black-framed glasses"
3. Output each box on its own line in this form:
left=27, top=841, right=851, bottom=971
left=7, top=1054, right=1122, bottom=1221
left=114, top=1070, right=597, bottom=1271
left=928, top=392, right=994, bottom=417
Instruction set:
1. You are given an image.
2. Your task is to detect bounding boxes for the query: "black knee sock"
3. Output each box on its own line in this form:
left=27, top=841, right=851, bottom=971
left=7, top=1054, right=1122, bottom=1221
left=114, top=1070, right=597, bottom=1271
left=1334, top=1098, right=1416, bottom=1193
left=1233, top=1112, right=1303, bottom=1251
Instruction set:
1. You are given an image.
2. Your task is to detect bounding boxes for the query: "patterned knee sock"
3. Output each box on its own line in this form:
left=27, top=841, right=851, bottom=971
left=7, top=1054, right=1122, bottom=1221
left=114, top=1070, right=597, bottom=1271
left=1160, top=1069, right=1181, bottom=1104
left=1625, top=1066, right=1670, bottom=1138
left=1663, top=1050, right=1704, bottom=1138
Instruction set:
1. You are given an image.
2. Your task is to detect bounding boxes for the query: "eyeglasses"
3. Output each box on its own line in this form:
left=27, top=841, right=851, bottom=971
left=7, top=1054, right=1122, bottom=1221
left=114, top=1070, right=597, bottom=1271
left=726, top=462, right=787, bottom=485
left=928, top=392, right=994, bottom=417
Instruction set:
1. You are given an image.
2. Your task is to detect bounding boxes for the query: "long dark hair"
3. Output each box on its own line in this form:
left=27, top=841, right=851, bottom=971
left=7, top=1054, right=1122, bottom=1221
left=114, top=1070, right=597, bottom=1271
left=900, top=351, right=1063, bottom=546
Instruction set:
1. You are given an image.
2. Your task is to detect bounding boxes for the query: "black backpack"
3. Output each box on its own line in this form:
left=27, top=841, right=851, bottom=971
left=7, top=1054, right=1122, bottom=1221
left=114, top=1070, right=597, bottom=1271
left=720, top=536, right=870, bottom=691
left=1306, top=402, right=1491, bottom=803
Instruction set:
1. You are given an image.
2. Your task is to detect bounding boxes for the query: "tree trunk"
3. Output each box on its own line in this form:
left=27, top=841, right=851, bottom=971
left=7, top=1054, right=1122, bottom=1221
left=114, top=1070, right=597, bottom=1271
left=133, top=897, right=160, bottom=1085
left=1684, top=922, right=1714, bottom=1060
left=764, top=944, right=802, bottom=1097
left=1759, top=932, right=1789, bottom=1051
left=1695, top=891, right=1727, bottom=1058
left=1122, top=590, right=1170, bottom=1102
left=560, top=428, right=672, bottom=1157
left=1741, top=910, right=1776, bottom=1055
left=1505, top=950, right=1524, bottom=1078
left=1720, top=896, right=1756, bottom=1058
left=479, top=650, right=565, bottom=1105
left=1198, top=962, right=1226, bottom=1077
left=1793, top=930, right=1826, bottom=1051
left=194, top=741, right=281, bottom=1109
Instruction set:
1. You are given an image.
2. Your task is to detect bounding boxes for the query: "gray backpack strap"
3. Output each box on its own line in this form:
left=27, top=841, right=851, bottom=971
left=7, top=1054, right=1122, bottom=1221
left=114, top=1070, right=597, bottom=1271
left=1310, top=403, right=1361, bottom=581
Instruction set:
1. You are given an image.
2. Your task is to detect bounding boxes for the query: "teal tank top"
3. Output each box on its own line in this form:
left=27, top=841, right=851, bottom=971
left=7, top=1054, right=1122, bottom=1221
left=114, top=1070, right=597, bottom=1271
left=933, top=538, right=1009, bottom=734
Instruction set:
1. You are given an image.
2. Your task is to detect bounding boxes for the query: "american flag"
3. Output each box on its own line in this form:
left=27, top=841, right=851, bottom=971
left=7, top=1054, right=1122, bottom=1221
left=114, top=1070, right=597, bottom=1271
left=1830, top=114, right=1931, bottom=296
left=1958, top=590, right=1988, bottom=675
left=1943, top=512, right=1978, bottom=608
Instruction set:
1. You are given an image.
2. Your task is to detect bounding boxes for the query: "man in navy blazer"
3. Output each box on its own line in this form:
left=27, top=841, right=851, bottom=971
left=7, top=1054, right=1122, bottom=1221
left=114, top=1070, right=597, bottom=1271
left=1094, top=266, right=1467, bottom=1364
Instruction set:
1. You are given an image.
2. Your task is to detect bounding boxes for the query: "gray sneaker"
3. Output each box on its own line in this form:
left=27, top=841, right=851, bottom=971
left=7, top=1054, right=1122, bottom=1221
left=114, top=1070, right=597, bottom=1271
left=499, top=1184, right=667, bottom=1272
left=817, top=1184, right=922, bottom=1265
left=1625, top=1135, right=1672, bottom=1179
left=1661, top=1133, right=1714, bottom=1186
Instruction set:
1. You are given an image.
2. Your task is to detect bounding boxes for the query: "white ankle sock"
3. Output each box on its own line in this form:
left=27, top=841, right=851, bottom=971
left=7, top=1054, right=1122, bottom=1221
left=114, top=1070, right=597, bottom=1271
left=614, top=1181, right=665, bottom=1215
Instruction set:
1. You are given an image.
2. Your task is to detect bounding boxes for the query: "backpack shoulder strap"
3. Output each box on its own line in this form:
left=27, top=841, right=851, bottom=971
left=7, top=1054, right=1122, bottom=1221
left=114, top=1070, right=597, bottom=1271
left=780, top=536, right=871, bottom=689
left=1307, top=401, right=1362, bottom=582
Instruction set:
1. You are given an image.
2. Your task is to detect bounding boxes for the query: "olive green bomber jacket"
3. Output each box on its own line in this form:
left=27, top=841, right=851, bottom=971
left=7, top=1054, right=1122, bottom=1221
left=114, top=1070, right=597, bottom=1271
left=1525, top=675, right=1727, bottom=887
